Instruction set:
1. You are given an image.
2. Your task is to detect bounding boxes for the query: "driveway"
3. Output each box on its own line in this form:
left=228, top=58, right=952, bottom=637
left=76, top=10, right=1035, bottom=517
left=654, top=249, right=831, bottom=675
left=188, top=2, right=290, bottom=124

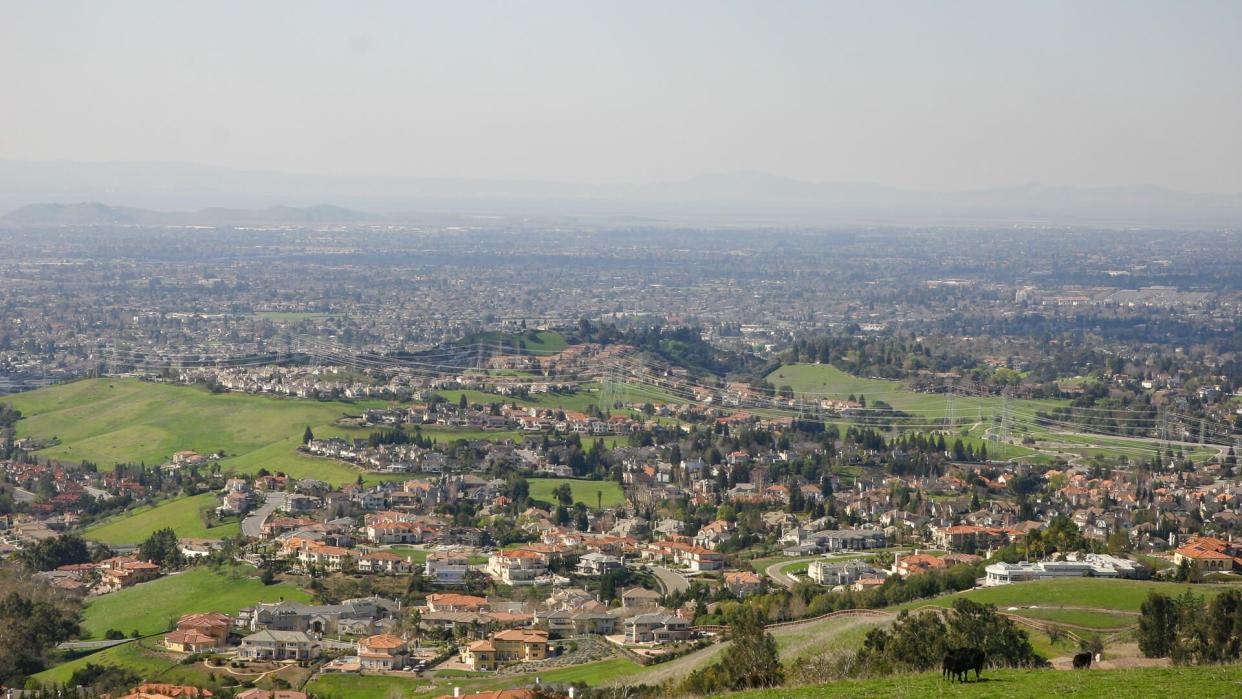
left=650, top=565, right=689, bottom=594
left=242, top=492, right=288, bottom=538
left=766, top=559, right=803, bottom=589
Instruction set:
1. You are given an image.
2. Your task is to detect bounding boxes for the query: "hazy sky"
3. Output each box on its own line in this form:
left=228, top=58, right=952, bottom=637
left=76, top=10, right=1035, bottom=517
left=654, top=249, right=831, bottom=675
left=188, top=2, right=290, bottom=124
left=2, top=1, right=1240, bottom=191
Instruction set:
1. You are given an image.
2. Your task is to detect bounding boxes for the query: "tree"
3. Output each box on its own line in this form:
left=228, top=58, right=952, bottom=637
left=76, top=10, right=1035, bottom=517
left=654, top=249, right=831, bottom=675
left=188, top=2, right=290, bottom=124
left=302, top=425, right=315, bottom=444
left=553, top=483, right=574, bottom=508
left=137, top=527, right=183, bottom=569
left=947, top=598, right=1043, bottom=668
left=17, top=534, right=90, bottom=572
left=463, top=569, right=492, bottom=596
left=0, top=588, right=80, bottom=684
left=719, top=605, right=783, bottom=689
left=1138, top=592, right=1179, bottom=658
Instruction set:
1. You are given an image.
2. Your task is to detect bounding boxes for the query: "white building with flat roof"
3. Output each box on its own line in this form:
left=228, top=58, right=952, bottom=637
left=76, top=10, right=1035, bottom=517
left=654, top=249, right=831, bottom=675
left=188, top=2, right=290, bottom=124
left=983, top=554, right=1143, bottom=586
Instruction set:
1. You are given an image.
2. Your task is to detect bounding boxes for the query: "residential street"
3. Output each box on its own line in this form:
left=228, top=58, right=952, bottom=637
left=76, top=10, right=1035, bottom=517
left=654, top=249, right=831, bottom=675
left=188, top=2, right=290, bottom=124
left=241, top=492, right=288, bottom=538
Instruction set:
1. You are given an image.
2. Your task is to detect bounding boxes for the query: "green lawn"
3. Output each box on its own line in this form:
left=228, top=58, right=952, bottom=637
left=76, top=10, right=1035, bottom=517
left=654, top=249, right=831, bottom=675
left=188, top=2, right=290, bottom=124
left=898, top=578, right=1227, bottom=615
left=84, top=492, right=239, bottom=545
left=730, top=666, right=1242, bottom=698
left=306, top=673, right=434, bottom=699
left=386, top=546, right=429, bottom=564
left=528, top=477, right=626, bottom=508
left=79, top=565, right=311, bottom=639
left=5, top=378, right=378, bottom=484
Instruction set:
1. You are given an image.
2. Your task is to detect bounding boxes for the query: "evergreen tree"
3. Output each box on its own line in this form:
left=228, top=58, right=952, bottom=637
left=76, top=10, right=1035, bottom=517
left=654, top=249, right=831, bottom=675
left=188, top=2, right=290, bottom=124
left=720, top=605, right=783, bottom=689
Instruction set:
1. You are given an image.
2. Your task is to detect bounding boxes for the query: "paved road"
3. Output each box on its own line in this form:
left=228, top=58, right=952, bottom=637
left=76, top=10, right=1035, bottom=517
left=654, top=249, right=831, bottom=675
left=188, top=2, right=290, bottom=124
left=241, top=492, right=288, bottom=538
left=766, top=559, right=803, bottom=589
left=650, top=565, right=689, bottom=594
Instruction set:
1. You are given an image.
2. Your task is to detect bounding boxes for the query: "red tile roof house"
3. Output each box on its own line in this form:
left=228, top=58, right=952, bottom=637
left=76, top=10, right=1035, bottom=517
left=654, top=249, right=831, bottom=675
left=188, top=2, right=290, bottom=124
left=98, top=555, right=162, bottom=591
left=426, top=593, right=489, bottom=613
left=724, top=571, right=763, bottom=597
left=1174, top=537, right=1242, bottom=572
left=356, top=633, right=409, bottom=670
left=164, top=612, right=232, bottom=653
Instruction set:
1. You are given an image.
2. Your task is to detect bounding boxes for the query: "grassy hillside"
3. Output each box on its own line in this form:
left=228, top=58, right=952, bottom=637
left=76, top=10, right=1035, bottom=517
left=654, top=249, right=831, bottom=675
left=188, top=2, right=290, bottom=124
left=766, top=363, right=1064, bottom=419
left=899, top=577, right=1221, bottom=616
left=306, top=656, right=643, bottom=699
left=528, top=477, right=626, bottom=508
left=33, top=639, right=223, bottom=686
left=463, top=330, right=569, bottom=355
left=6, top=378, right=375, bottom=483
left=761, top=364, right=1202, bottom=463
left=726, top=666, right=1242, bottom=698
left=79, top=565, right=311, bottom=639
left=84, top=492, right=239, bottom=544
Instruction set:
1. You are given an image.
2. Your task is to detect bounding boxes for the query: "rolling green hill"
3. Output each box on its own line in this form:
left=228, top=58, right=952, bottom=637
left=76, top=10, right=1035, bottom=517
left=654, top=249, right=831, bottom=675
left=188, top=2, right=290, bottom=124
left=78, top=565, right=311, bottom=639
left=5, top=378, right=375, bottom=483
left=83, top=492, right=239, bottom=544
left=726, top=665, right=1242, bottom=698
left=766, top=363, right=1064, bottom=418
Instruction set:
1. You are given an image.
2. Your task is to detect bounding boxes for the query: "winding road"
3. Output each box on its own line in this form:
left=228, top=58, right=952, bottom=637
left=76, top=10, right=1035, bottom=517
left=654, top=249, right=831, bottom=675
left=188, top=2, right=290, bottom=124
left=650, top=565, right=689, bottom=594
left=241, top=492, right=288, bottom=538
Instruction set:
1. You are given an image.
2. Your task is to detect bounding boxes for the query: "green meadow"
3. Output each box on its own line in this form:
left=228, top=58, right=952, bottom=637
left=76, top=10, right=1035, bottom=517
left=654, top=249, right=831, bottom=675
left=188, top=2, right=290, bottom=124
left=765, top=363, right=1065, bottom=420
left=528, top=477, right=627, bottom=508
left=84, top=492, right=239, bottom=544
left=78, top=565, right=311, bottom=639
left=730, top=666, right=1242, bottom=699
left=6, top=378, right=378, bottom=483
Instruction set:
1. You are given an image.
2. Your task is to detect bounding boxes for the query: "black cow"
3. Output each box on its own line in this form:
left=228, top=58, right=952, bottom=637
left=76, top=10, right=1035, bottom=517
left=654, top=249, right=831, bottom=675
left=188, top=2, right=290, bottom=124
left=942, top=647, right=986, bottom=682
left=1072, top=652, right=1093, bottom=669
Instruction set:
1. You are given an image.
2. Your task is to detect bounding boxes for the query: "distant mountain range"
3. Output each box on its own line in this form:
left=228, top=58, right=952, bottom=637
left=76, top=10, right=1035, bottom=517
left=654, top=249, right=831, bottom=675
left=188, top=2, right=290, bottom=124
left=2, top=160, right=1239, bottom=226
left=3, top=202, right=364, bottom=226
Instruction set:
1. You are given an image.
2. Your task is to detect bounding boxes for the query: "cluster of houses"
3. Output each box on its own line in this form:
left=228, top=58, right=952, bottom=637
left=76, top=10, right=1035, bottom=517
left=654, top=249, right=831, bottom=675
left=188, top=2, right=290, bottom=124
left=38, top=554, right=162, bottom=594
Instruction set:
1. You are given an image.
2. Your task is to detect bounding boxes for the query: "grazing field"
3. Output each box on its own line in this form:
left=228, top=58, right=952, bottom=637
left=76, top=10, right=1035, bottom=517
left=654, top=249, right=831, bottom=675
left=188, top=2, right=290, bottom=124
left=5, top=378, right=379, bottom=483
left=84, top=492, right=239, bottom=544
left=729, top=665, right=1242, bottom=698
left=528, top=477, right=626, bottom=508
left=79, top=565, right=311, bottom=639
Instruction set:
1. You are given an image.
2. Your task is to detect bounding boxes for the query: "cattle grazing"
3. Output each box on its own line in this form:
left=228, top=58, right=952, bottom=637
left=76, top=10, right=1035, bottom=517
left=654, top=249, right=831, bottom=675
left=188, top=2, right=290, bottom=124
left=942, top=647, right=986, bottom=682
left=1072, top=652, right=1093, bottom=669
